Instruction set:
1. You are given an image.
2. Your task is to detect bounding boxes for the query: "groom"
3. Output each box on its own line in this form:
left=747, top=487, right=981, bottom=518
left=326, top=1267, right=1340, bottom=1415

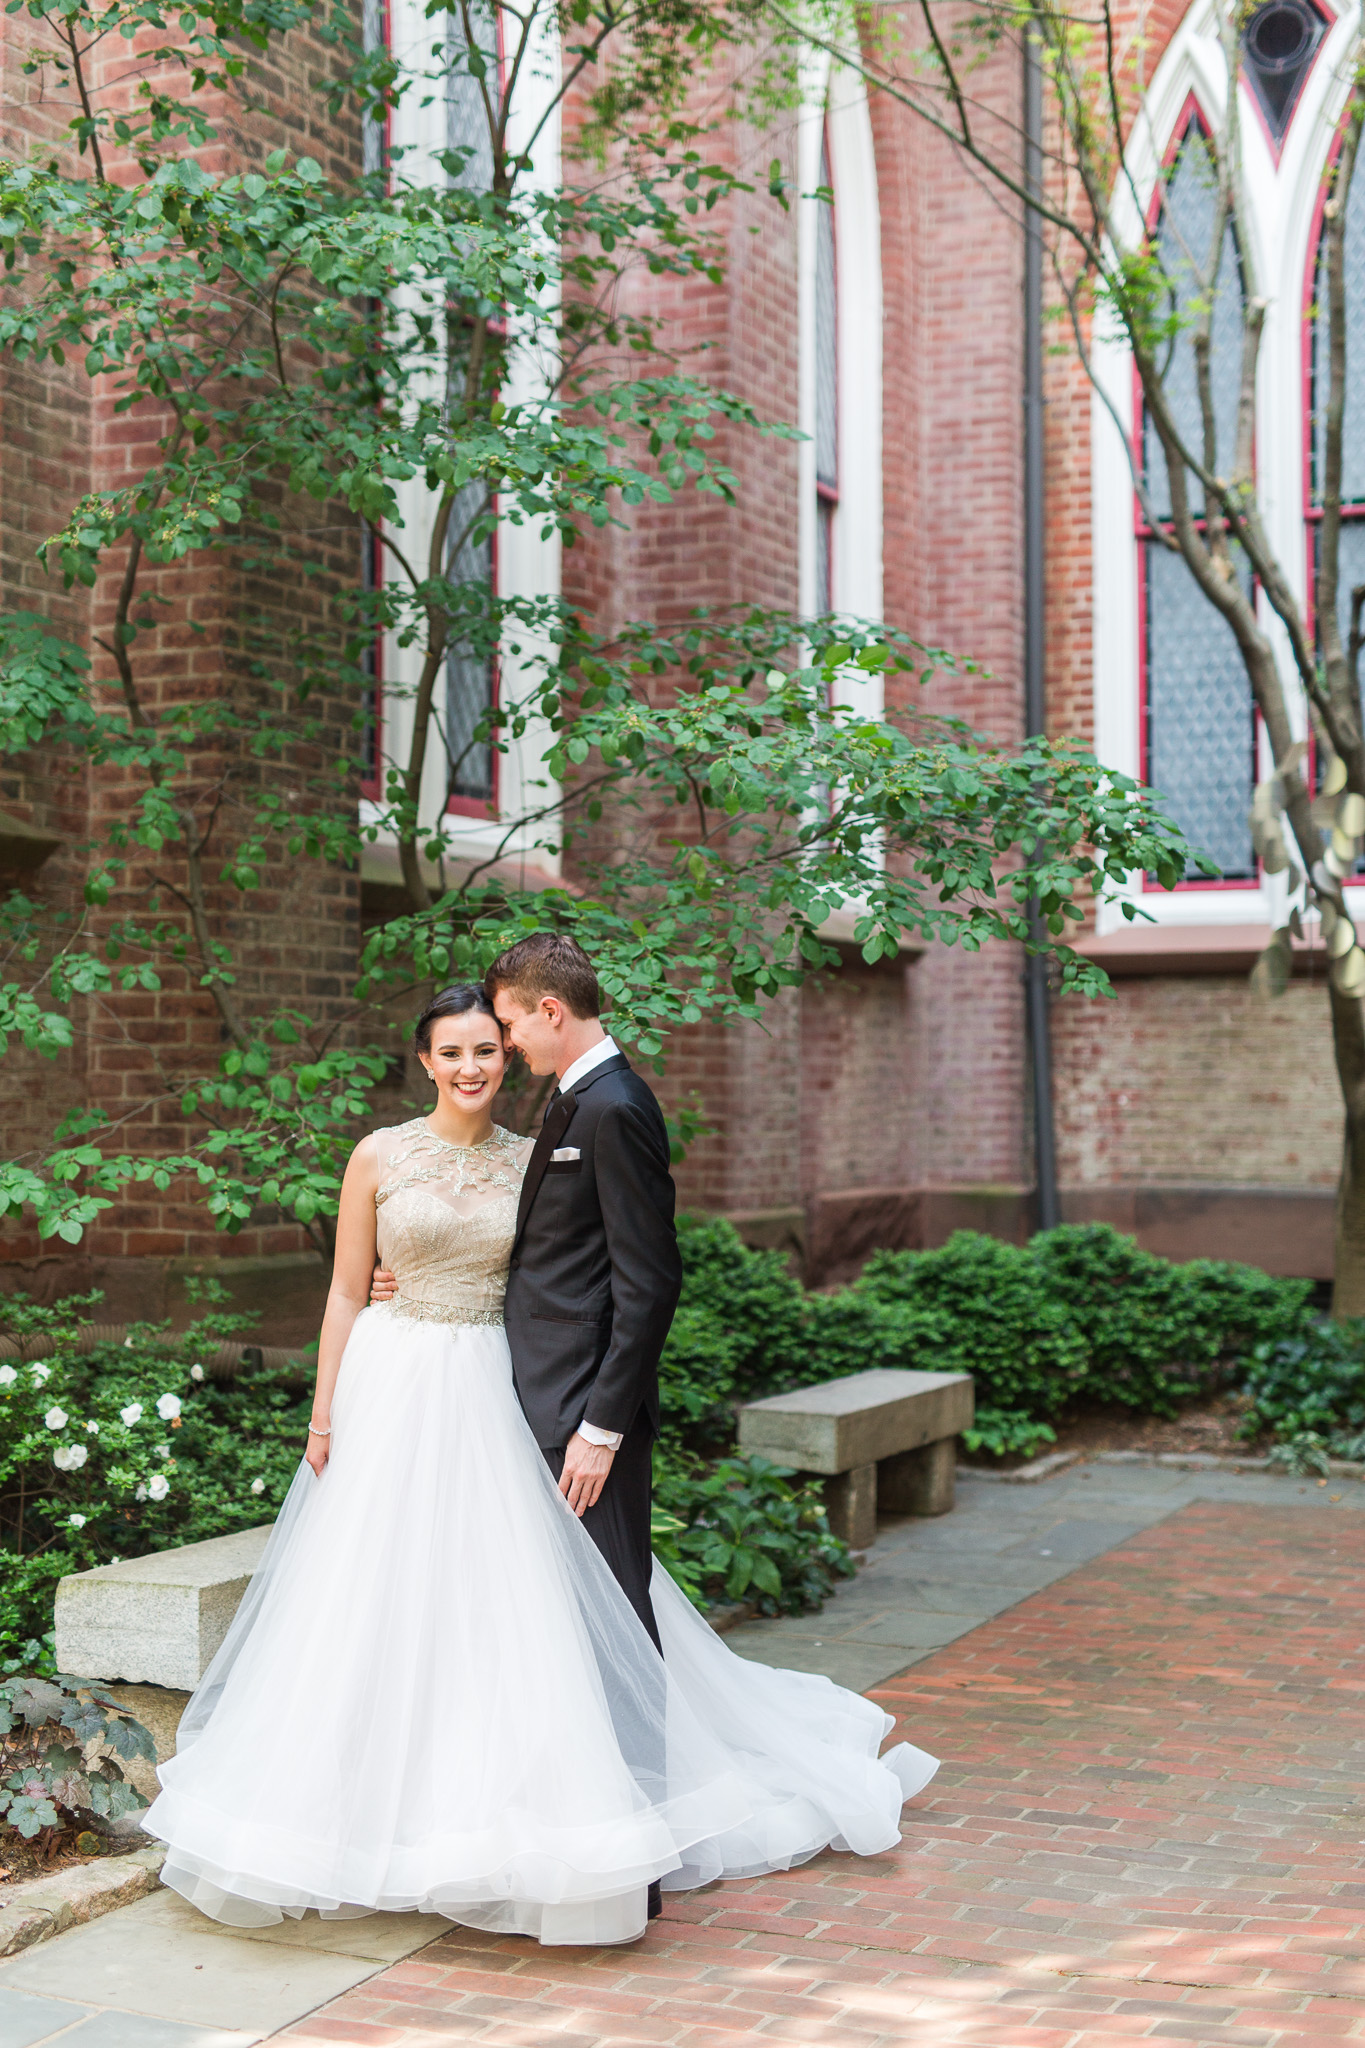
left=485, top=931, right=681, bottom=1650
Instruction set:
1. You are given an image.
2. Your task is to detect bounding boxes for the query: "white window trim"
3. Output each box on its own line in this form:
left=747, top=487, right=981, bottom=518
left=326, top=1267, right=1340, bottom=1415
left=1091, top=0, right=1360, bottom=936
left=798, top=49, right=885, bottom=722
left=360, top=0, right=562, bottom=892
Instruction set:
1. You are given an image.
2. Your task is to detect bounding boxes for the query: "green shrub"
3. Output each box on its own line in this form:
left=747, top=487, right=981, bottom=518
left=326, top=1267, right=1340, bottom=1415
left=1031, top=1225, right=1311, bottom=1412
left=960, top=1408, right=1057, bottom=1461
left=656, top=1302, right=746, bottom=1455
left=673, top=1214, right=805, bottom=1397
left=1240, top=1321, right=1365, bottom=1442
left=856, top=1232, right=1090, bottom=1414
left=668, top=1217, right=1315, bottom=1460
left=653, top=1453, right=853, bottom=1613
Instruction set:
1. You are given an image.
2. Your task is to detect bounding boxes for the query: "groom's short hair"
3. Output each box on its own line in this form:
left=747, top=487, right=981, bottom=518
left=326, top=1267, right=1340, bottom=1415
left=485, top=933, right=600, bottom=1020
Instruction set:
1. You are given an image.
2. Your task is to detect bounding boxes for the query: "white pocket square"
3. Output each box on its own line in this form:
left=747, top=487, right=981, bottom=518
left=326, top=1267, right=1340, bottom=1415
left=550, top=1146, right=580, bottom=1161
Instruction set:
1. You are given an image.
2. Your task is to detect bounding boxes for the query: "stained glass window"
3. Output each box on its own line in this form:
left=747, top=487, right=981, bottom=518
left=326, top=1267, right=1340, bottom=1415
left=360, top=521, right=382, bottom=795
left=1146, top=547, right=1255, bottom=876
left=1139, top=115, right=1256, bottom=880
left=362, top=0, right=386, bottom=177
left=1311, top=138, right=1365, bottom=518
left=447, top=1, right=496, bottom=191
left=444, top=5, right=498, bottom=810
left=1242, top=0, right=1325, bottom=148
left=445, top=480, right=495, bottom=806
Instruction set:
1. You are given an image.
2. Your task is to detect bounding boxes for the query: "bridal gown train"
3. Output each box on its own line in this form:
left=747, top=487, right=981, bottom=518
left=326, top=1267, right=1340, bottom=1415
left=145, top=1118, right=938, bottom=1945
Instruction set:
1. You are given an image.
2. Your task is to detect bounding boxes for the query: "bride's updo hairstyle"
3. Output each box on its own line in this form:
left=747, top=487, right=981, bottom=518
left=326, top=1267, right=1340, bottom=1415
left=412, top=983, right=502, bottom=1055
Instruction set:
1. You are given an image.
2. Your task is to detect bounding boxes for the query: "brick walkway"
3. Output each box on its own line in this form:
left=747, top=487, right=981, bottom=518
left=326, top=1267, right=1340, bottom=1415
left=278, top=1501, right=1365, bottom=2047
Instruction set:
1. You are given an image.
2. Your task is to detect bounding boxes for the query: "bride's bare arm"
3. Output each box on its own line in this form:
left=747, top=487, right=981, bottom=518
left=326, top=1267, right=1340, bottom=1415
left=306, top=1136, right=380, bottom=1476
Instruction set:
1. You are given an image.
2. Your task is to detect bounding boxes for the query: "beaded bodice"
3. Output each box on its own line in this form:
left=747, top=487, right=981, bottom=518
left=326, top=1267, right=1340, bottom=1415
left=372, top=1119, right=532, bottom=1326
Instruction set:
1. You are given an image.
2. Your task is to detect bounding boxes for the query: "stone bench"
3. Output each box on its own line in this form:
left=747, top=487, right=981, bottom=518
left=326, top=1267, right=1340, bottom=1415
left=55, top=1525, right=273, bottom=1690
left=737, top=1367, right=974, bottom=1548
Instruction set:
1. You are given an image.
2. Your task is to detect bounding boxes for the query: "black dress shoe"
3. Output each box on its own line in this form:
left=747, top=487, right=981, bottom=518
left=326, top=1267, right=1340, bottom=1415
left=647, top=1880, right=663, bottom=1920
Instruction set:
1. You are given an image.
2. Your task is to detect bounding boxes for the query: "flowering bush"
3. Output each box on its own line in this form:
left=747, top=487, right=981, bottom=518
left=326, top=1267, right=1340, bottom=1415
left=0, top=1288, right=311, bottom=1666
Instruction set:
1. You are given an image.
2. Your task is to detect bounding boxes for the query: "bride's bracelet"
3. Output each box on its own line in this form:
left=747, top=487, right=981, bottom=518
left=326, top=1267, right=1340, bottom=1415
left=308, top=1422, right=332, bottom=1437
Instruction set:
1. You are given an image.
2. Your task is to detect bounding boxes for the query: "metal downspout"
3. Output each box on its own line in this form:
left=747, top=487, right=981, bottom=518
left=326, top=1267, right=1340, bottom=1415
left=1024, top=21, right=1060, bottom=1232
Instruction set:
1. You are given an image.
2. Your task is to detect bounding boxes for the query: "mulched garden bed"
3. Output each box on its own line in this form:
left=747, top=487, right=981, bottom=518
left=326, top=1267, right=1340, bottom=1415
left=960, top=1391, right=1263, bottom=1472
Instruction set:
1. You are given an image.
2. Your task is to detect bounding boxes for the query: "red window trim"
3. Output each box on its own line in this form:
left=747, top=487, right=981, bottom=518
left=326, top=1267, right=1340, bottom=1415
left=359, top=520, right=385, bottom=804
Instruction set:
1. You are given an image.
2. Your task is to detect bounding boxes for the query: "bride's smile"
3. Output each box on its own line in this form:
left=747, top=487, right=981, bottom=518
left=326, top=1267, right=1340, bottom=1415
left=421, top=1021, right=507, bottom=1141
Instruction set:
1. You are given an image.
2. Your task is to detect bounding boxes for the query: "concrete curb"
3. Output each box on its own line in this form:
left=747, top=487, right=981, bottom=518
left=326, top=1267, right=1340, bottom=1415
left=0, top=1843, right=164, bottom=1957
left=957, top=1450, right=1081, bottom=1484
left=959, top=1448, right=1365, bottom=1483
left=1096, top=1449, right=1365, bottom=1477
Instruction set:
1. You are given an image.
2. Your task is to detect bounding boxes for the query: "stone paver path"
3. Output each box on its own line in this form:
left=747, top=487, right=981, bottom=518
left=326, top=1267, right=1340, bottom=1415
left=7, top=1464, right=1365, bottom=2044
left=274, top=1488, right=1365, bottom=2047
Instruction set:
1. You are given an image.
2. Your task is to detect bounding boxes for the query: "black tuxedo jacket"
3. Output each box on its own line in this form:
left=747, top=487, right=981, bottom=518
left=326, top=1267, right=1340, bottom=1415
left=503, top=1052, right=682, bottom=1450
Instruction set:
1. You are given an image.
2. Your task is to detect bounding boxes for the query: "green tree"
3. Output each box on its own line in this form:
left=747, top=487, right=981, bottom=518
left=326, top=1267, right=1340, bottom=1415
left=0, top=0, right=1194, bottom=1252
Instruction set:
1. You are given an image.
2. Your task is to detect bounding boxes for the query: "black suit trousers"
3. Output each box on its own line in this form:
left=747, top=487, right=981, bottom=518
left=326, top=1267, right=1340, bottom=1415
left=542, top=1418, right=660, bottom=1652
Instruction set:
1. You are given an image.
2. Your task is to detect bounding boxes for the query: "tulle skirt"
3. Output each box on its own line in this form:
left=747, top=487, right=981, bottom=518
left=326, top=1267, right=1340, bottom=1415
left=144, top=1307, right=937, bottom=1945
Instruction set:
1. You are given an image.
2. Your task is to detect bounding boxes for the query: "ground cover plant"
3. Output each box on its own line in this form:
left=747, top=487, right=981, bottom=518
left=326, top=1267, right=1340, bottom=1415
left=0, top=1675, right=153, bottom=1857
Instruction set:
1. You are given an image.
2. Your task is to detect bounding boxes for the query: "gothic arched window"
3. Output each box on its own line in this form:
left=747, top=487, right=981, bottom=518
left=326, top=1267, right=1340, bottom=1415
left=444, top=2, right=499, bottom=812
left=1138, top=108, right=1256, bottom=881
left=1309, top=126, right=1365, bottom=658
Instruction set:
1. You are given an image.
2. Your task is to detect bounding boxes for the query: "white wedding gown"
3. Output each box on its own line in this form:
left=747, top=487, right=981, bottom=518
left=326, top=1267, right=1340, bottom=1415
left=145, top=1118, right=937, bottom=1944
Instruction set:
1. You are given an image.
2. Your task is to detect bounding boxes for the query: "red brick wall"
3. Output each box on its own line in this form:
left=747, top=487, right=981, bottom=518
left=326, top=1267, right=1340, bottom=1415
left=1053, top=978, right=1342, bottom=1188
left=0, top=11, right=365, bottom=1294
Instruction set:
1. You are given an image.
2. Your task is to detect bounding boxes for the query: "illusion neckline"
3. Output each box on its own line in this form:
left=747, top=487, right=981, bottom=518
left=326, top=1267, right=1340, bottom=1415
left=418, top=1118, right=509, bottom=1154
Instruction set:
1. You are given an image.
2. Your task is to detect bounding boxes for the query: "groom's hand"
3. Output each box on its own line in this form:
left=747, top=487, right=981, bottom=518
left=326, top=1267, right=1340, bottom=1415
left=369, top=1264, right=397, bottom=1304
left=559, top=1431, right=616, bottom=1516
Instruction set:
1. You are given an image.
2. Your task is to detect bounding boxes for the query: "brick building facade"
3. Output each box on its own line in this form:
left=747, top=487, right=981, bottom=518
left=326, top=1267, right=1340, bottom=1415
left=0, top=0, right=1349, bottom=1334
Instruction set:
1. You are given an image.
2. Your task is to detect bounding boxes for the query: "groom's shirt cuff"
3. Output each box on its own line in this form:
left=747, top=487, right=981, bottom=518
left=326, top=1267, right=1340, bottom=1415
left=576, top=1421, right=623, bottom=1451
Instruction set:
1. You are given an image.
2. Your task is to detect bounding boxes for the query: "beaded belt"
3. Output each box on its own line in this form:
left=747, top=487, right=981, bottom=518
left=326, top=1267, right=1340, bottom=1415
left=380, top=1297, right=505, bottom=1328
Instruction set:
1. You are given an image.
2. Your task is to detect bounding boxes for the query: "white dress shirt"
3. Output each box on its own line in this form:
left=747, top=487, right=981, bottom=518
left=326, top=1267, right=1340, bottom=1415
left=557, top=1034, right=620, bottom=1098
left=556, top=1036, right=626, bottom=1452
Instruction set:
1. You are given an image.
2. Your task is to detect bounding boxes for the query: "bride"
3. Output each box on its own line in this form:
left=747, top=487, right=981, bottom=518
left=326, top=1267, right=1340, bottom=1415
left=144, top=982, right=937, bottom=1946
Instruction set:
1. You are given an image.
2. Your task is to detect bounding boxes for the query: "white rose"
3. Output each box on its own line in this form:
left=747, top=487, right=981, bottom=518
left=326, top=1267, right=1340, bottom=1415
left=85, top=1419, right=100, bottom=1435
left=134, top=1484, right=147, bottom=1503
left=119, top=1403, right=142, bottom=1426
left=44, top=1407, right=68, bottom=1432
left=52, top=1444, right=88, bottom=1472
left=123, top=1337, right=133, bottom=1348
left=0, top=1366, right=16, bottom=1388
left=156, top=1394, right=181, bottom=1421
left=190, top=1364, right=204, bottom=1382
left=68, top=1513, right=86, bottom=1529
left=30, top=1364, right=50, bottom=1386
left=147, top=1474, right=170, bottom=1502
left=250, top=1477, right=265, bottom=1495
